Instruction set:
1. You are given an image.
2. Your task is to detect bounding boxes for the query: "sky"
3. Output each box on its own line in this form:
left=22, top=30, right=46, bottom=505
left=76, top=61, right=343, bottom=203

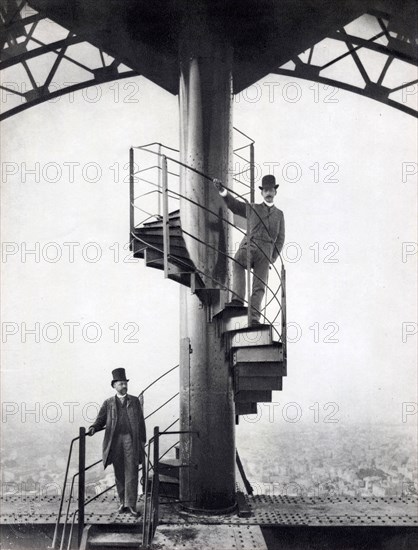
left=1, top=12, right=417, bottom=458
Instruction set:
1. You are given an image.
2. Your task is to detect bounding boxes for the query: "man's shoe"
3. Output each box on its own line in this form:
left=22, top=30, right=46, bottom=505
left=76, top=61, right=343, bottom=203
left=117, top=504, right=127, bottom=513
left=225, top=299, right=245, bottom=308
left=251, top=320, right=261, bottom=326
left=127, top=506, right=140, bottom=518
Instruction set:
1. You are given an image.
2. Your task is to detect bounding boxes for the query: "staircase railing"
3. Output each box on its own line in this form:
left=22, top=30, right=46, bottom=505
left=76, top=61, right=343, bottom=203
left=130, top=141, right=286, bottom=340
left=52, top=364, right=180, bottom=550
left=142, top=426, right=197, bottom=547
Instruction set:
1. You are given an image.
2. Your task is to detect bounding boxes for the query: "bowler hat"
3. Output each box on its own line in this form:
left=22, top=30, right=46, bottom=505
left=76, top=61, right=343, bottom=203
left=259, top=175, right=278, bottom=190
left=111, top=368, right=129, bottom=384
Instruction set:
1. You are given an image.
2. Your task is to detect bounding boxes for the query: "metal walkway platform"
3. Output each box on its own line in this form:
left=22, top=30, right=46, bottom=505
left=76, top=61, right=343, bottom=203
left=1, top=494, right=417, bottom=527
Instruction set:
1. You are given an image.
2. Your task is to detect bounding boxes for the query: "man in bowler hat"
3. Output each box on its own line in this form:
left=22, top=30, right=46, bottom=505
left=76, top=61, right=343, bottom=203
left=214, top=175, right=285, bottom=324
left=88, top=368, right=146, bottom=516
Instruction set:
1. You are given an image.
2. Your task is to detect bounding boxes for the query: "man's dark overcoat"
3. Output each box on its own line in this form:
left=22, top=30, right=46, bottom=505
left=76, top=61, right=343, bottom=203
left=90, top=394, right=147, bottom=468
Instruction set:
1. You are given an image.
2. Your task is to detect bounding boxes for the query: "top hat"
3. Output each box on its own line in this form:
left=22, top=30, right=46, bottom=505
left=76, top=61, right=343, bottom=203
left=259, top=175, right=279, bottom=190
left=111, top=368, right=129, bottom=383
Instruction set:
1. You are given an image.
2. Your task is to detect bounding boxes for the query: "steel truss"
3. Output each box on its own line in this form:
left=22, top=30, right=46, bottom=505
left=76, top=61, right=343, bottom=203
left=273, top=10, right=417, bottom=118
left=0, top=0, right=137, bottom=121
left=1, top=2, right=417, bottom=120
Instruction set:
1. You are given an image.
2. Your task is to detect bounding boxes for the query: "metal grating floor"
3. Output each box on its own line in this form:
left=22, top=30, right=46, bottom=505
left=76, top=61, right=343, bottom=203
left=1, top=494, right=417, bottom=527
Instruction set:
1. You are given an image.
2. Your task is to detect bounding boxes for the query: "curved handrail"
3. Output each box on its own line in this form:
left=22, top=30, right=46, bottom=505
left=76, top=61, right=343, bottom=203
left=165, top=186, right=284, bottom=288
left=131, top=231, right=283, bottom=341
left=145, top=392, right=179, bottom=420
left=232, top=126, right=255, bottom=144
left=139, top=364, right=179, bottom=395
left=130, top=160, right=284, bottom=309
left=130, top=172, right=285, bottom=335
left=132, top=145, right=284, bottom=268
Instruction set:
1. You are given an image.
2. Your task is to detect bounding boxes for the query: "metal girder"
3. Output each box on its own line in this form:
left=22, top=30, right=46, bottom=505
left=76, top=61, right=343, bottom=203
left=272, top=11, right=418, bottom=118
left=0, top=0, right=138, bottom=120
left=1, top=3, right=417, bottom=120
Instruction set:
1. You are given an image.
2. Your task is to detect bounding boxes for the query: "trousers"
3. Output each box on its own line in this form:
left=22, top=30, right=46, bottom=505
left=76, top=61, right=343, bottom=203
left=233, top=245, right=270, bottom=322
left=111, top=433, right=138, bottom=507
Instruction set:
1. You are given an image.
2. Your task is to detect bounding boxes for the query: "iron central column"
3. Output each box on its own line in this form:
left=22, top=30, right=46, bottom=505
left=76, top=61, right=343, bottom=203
left=178, top=14, right=236, bottom=513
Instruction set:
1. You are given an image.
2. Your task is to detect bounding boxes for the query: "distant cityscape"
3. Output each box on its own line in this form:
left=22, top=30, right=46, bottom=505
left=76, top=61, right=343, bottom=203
left=1, top=422, right=417, bottom=504
left=237, top=423, right=417, bottom=498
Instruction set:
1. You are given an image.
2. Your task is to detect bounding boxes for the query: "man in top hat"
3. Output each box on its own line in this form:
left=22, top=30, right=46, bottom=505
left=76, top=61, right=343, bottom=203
left=87, top=368, right=146, bottom=517
left=213, top=175, right=285, bottom=324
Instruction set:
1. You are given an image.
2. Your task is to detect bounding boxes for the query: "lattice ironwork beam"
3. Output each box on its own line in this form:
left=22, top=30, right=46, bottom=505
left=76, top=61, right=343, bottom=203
left=1, top=3, right=417, bottom=120
left=0, top=0, right=140, bottom=120
left=273, top=11, right=417, bottom=118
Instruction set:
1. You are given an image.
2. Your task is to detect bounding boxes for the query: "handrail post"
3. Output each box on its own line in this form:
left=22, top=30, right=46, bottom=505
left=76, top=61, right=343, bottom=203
left=50, top=440, right=77, bottom=549
left=281, top=264, right=287, bottom=352
left=236, top=450, right=253, bottom=495
left=142, top=449, right=151, bottom=547
left=250, top=142, right=255, bottom=204
left=246, top=204, right=252, bottom=326
left=152, top=427, right=160, bottom=541
left=162, top=156, right=170, bottom=278
left=157, top=143, right=162, bottom=217
left=129, top=147, right=134, bottom=234
left=78, top=427, right=86, bottom=548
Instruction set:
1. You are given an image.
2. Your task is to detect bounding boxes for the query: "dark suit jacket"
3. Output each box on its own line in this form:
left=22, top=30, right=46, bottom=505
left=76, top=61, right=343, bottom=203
left=223, top=193, right=285, bottom=263
left=90, top=394, right=147, bottom=468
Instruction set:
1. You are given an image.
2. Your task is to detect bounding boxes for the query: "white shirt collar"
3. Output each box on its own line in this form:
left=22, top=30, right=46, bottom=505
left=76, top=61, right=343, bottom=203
left=263, top=200, right=274, bottom=208
left=116, top=393, right=127, bottom=399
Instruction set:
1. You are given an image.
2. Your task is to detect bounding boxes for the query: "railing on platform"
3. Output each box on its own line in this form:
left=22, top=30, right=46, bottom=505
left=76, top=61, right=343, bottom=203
left=129, top=139, right=286, bottom=343
left=142, top=427, right=197, bottom=547
left=51, top=364, right=180, bottom=550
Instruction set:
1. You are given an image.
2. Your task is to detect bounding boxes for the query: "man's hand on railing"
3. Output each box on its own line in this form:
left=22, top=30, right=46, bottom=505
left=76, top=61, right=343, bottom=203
left=87, top=427, right=96, bottom=437
left=213, top=178, right=225, bottom=193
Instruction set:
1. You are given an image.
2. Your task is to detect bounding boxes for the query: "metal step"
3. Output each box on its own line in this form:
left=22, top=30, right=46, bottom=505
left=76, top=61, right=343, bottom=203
left=142, top=217, right=181, bottom=229
left=137, top=235, right=187, bottom=250
left=134, top=226, right=183, bottom=238
left=233, top=344, right=283, bottom=365
left=158, top=458, right=182, bottom=479
left=143, top=209, right=179, bottom=224
left=235, top=363, right=286, bottom=377
left=235, top=376, right=283, bottom=391
left=89, top=532, right=142, bottom=548
left=158, top=474, right=180, bottom=499
left=82, top=525, right=142, bottom=549
left=235, top=390, right=272, bottom=403
left=230, top=325, right=273, bottom=348
left=144, top=248, right=194, bottom=272
left=145, top=242, right=191, bottom=260
left=235, top=402, right=258, bottom=415
left=131, top=239, right=148, bottom=258
left=147, top=473, right=179, bottom=498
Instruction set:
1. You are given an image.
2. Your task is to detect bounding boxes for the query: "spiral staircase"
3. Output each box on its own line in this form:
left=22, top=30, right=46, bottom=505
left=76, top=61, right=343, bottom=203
left=130, top=137, right=287, bottom=420
left=54, top=134, right=287, bottom=550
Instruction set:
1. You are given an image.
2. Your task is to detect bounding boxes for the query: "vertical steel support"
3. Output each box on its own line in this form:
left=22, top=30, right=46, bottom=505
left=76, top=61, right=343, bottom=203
left=162, top=155, right=170, bottom=278
left=51, top=439, right=77, bottom=549
left=129, top=147, right=134, bottom=235
left=250, top=143, right=255, bottom=204
left=178, top=13, right=236, bottom=513
left=77, top=427, right=86, bottom=548
left=281, top=265, right=287, bottom=351
left=157, top=143, right=162, bottom=218
left=246, top=204, right=252, bottom=326
left=152, top=427, right=160, bottom=539
left=142, top=449, right=151, bottom=547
